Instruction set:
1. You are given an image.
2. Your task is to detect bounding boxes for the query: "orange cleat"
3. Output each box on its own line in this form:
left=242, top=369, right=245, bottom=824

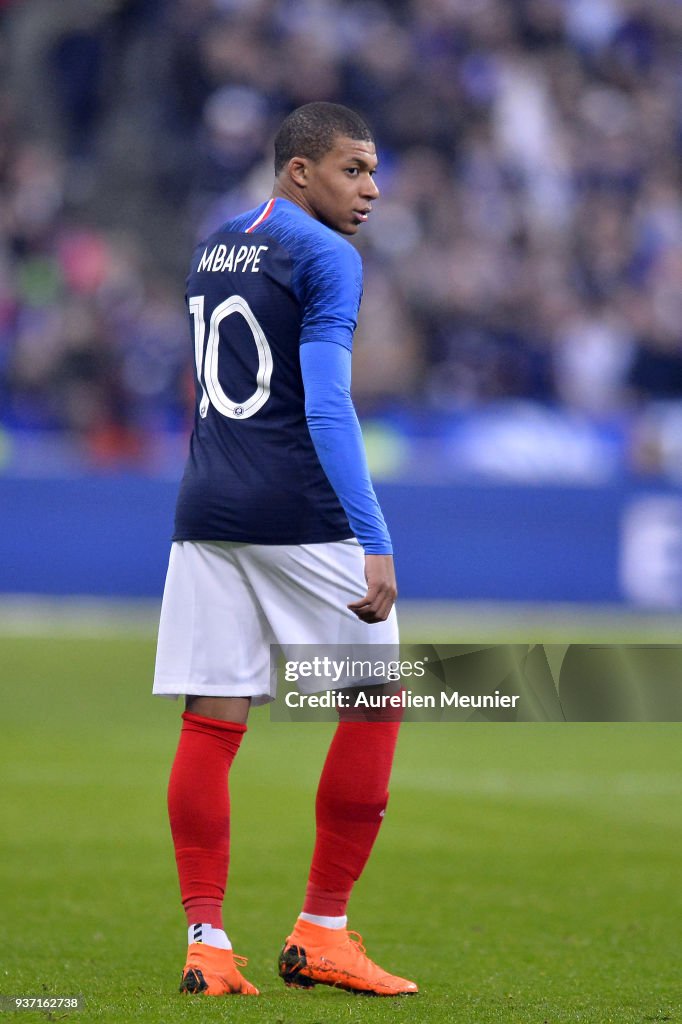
left=278, top=919, right=418, bottom=996
left=179, top=943, right=259, bottom=996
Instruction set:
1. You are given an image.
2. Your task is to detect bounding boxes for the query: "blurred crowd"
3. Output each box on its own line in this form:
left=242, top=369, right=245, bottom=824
left=1, top=0, right=682, bottom=473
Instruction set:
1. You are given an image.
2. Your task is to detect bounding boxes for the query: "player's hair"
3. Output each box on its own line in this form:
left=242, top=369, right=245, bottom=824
left=274, top=102, right=373, bottom=174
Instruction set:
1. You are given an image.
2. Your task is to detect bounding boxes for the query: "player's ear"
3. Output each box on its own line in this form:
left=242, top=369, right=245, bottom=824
left=287, top=156, right=309, bottom=189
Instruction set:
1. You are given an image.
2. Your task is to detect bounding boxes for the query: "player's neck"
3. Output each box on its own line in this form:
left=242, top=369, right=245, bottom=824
left=271, top=182, right=317, bottom=222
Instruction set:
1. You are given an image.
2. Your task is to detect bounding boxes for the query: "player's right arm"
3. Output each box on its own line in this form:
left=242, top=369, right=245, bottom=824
left=348, top=554, right=397, bottom=624
left=300, top=340, right=397, bottom=622
left=295, top=237, right=397, bottom=622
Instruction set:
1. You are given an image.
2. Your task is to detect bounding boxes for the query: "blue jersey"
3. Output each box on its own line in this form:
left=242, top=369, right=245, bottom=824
left=174, top=197, right=365, bottom=546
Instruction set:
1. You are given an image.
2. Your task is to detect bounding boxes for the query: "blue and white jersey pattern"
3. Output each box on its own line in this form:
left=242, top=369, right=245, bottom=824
left=174, top=197, right=364, bottom=545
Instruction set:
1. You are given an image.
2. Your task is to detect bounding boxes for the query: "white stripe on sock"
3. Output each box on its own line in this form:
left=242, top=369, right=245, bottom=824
left=299, top=912, right=347, bottom=930
left=188, top=923, right=232, bottom=949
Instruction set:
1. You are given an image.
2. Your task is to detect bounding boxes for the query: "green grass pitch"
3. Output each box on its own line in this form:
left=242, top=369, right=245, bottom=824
left=1, top=632, right=680, bottom=1023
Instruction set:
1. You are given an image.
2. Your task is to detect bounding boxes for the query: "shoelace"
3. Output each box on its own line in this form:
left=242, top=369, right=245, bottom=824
left=232, top=954, right=249, bottom=969
left=347, top=931, right=367, bottom=956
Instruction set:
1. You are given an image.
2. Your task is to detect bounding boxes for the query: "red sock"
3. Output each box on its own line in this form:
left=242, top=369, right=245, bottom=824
left=167, top=711, right=246, bottom=929
left=303, top=719, right=401, bottom=918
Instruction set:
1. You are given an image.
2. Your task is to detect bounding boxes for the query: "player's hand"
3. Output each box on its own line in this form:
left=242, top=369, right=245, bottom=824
left=347, top=554, right=397, bottom=623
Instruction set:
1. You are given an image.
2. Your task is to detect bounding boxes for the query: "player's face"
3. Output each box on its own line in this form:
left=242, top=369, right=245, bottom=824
left=304, top=136, right=380, bottom=236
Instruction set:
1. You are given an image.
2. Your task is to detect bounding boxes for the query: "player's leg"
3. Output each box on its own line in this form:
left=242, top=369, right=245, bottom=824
left=154, top=541, right=275, bottom=996
left=279, top=692, right=416, bottom=995
left=167, top=698, right=256, bottom=995
left=300, top=679, right=401, bottom=923
left=241, top=540, right=417, bottom=995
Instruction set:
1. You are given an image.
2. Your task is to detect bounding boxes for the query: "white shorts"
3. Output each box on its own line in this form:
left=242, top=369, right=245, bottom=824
left=153, top=539, right=399, bottom=705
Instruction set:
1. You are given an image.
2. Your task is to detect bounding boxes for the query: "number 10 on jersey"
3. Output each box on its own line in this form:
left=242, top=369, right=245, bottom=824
left=189, top=294, right=274, bottom=420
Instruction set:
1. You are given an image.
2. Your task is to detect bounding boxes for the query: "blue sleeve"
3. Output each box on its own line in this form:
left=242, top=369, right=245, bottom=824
left=292, top=235, right=363, bottom=352
left=300, top=341, right=393, bottom=555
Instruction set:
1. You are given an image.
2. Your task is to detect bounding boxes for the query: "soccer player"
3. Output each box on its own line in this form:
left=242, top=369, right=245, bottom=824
left=153, top=101, right=418, bottom=998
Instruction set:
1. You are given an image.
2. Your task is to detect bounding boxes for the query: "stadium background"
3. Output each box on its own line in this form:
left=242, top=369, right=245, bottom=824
left=1, top=0, right=682, bottom=618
